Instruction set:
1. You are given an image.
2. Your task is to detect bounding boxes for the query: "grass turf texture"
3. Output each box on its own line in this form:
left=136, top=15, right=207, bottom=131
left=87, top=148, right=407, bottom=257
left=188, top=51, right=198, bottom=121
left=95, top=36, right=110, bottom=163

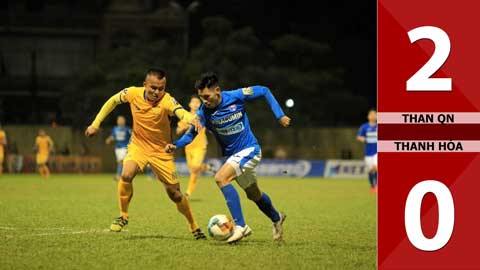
left=0, top=174, right=376, bottom=270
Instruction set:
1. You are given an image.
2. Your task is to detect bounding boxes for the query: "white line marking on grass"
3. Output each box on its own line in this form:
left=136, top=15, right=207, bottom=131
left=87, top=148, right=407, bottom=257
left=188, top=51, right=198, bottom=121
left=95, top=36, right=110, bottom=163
left=30, top=229, right=129, bottom=236
left=0, top=226, right=16, bottom=230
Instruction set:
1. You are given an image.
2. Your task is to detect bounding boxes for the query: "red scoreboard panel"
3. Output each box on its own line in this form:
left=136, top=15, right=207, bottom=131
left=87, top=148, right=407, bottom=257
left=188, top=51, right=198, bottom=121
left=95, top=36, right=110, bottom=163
left=378, top=1, right=480, bottom=269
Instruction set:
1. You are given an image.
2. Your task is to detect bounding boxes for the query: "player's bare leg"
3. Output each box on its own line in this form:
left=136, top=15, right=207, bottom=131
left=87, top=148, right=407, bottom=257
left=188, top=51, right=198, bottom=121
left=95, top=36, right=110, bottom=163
left=38, top=164, right=48, bottom=179
left=215, top=164, right=252, bottom=243
left=163, top=181, right=206, bottom=240
left=0, top=156, right=3, bottom=176
left=244, top=183, right=285, bottom=241
left=114, top=160, right=123, bottom=181
left=44, top=164, right=50, bottom=179
left=369, top=165, right=378, bottom=193
left=111, top=160, right=138, bottom=232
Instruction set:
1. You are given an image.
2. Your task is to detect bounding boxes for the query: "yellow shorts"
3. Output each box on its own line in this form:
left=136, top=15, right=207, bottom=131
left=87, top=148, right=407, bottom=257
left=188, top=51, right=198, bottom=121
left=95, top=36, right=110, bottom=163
left=36, top=153, right=49, bottom=165
left=124, top=144, right=179, bottom=185
left=185, top=148, right=206, bottom=169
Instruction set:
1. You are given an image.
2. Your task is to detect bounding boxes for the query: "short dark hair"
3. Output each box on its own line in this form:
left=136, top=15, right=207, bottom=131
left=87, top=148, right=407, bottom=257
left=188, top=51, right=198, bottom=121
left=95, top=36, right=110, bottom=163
left=190, top=95, right=201, bottom=101
left=368, top=108, right=377, bottom=113
left=195, top=72, right=219, bottom=90
left=146, top=68, right=166, bottom=80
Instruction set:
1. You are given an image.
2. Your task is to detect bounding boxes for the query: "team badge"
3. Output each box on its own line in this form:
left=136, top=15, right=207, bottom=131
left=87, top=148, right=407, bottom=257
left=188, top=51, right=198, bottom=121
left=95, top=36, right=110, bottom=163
left=229, top=104, right=237, bottom=112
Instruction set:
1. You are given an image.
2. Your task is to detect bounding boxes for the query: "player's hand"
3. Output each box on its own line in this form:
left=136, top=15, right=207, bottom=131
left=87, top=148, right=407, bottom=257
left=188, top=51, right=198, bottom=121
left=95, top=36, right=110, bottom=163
left=85, top=125, right=99, bottom=137
left=165, top=144, right=177, bottom=153
left=105, top=137, right=113, bottom=144
left=279, top=116, right=291, bottom=127
left=192, top=117, right=203, bottom=132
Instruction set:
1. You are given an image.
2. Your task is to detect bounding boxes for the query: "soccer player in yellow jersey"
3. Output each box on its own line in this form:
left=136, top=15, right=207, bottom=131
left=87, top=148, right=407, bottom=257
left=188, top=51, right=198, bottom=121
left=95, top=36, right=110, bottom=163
left=34, top=129, right=54, bottom=179
left=176, top=96, right=210, bottom=198
left=85, top=68, right=206, bottom=240
left=0, top=125, right=6, bottom=176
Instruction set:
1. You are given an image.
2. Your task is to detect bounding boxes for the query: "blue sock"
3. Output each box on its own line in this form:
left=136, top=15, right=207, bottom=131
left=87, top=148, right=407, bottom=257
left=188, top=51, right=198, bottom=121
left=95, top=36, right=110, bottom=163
left=220, top=184, right=245, bottom=227
left=116, top=163, right=123, bottom=176
left=373, top=171, right=377, bottom=186
left=255, top=192, right=280, bottom=222
left=368, top=172, right=375, bottom=187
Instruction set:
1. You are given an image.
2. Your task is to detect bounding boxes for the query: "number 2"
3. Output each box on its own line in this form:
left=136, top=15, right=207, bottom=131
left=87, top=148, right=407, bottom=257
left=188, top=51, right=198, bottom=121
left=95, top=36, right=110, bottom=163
left=407, top=26, right=452, bottom=91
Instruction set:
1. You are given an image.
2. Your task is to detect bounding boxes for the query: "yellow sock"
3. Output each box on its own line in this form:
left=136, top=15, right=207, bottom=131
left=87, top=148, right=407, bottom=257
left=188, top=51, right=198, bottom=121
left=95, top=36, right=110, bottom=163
left=176, top=195, right=198, bottom=231
left=117, top=180, right=133, bottom=219
left=186, top=173, right=198, bottom=195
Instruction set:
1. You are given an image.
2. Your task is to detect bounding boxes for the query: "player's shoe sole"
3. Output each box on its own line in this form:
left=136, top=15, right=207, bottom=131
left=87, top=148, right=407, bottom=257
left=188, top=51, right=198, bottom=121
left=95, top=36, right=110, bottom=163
left=110, top=216, right=128, bottom=232
left=273, top=212, right=286, bottom=241
left=227, top=225, right=252, bottom=244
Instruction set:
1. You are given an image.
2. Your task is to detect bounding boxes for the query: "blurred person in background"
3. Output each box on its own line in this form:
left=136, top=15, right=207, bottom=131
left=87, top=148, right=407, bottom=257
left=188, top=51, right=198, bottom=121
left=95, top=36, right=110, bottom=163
left=356, top=109, right=378, bottom=193
left=34, top=129, right=54, bottom=179
left=105, top=115, right=132, bottom=181
left=176, top=95, right=212, bottom=199
left=0, top=124, right=6, bottom=175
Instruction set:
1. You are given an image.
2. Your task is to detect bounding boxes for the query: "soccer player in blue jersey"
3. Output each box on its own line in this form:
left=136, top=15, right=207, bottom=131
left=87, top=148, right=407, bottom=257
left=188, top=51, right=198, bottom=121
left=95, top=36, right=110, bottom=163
left=106, top=116, right=132, bottom=181
left=166, top=72, right=291, bottom=243
left=356, top=109, right=377, bottom=193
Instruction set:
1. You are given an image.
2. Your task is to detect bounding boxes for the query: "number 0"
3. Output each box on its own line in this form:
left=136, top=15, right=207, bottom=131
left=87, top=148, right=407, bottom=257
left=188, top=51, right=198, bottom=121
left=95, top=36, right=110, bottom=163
left=407, top=26, right=452, bottom=91
left=405, top=180, right=454, bottom=251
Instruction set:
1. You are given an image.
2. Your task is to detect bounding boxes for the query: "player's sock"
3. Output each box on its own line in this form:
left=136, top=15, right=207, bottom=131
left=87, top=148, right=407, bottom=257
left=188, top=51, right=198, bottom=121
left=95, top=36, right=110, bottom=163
left=186, top=173, right=198, bottom=195
left=368, top=172, right=375, bottom=188
left=373, top=171, right=378, bottom=186
left=175, top=195, right=199, bottom=231
left=220, top=184, right=246, bottom=227
left=116, top=163, right=123, bottom=178
left=117, top=180, right=133, bottom=219
left=254, top=192, right=281, bottom=222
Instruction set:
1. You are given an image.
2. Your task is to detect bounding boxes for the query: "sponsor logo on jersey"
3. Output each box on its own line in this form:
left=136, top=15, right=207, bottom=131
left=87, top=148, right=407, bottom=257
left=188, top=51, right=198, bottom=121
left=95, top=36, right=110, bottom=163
left=211, top=112, right=243, bottom=125
left=216, top=122, right=245, bottom=136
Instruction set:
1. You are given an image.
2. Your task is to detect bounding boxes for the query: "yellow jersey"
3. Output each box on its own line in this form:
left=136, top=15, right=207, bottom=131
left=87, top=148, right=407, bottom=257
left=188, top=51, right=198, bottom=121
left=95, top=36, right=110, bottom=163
left=35, top=135, right=53, bottom=155
left=178, top=119, right=207, bottom=151
left=123, top=86, right=183, bottom=156
left=0, top=130, right=5, bottom=152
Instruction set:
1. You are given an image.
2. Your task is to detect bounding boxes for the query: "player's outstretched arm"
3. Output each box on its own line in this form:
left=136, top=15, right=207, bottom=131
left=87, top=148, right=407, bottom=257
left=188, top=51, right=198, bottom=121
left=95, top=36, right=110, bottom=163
left=85, top=91, right=125, bottom=137
left=356, top=124, right=367, bottom=143
left=356, top=136, right=366, bottom=143
left=165, top=126, right=198, bottom=153
left=239, top=86, right=291, bottom=127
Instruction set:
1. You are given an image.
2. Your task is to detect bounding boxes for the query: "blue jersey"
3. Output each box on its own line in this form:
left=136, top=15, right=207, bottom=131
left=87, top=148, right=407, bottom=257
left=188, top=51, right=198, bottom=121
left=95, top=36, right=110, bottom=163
left=112, top=126, right=131, bottom=149
left=175, top=86, right=285, bottom=157
left=357, top=122, right=377, bottom=156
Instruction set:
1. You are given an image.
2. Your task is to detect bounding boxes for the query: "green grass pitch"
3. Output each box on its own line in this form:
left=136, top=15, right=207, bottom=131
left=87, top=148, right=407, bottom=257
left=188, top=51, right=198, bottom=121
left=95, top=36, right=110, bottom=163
left=0, top=174, right=376, bottom=270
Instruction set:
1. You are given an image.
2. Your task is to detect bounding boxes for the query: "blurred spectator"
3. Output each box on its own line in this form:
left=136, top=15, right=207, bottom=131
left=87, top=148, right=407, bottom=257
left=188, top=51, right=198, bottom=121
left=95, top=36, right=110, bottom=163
left=60, top=144, right=71, bottom=156
left=274, top=145, right=288, bottom=160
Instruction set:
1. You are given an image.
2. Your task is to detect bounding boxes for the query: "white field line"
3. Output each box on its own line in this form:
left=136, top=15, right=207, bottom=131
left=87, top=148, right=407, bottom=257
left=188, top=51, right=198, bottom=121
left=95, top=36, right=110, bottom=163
left=0, top=227, right=128, bottom=237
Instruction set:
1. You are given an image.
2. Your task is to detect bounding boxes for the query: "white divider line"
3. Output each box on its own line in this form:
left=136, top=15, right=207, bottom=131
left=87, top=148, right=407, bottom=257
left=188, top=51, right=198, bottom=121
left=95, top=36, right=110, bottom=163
left=378, top=140, right=480, bottom=152
left=378, top=112, right=480, bottom=124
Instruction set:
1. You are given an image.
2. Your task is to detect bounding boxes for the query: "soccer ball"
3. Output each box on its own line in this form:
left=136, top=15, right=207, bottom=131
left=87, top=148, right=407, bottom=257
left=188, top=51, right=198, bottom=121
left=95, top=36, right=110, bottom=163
left=207, top=214, right=234, bottom=241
